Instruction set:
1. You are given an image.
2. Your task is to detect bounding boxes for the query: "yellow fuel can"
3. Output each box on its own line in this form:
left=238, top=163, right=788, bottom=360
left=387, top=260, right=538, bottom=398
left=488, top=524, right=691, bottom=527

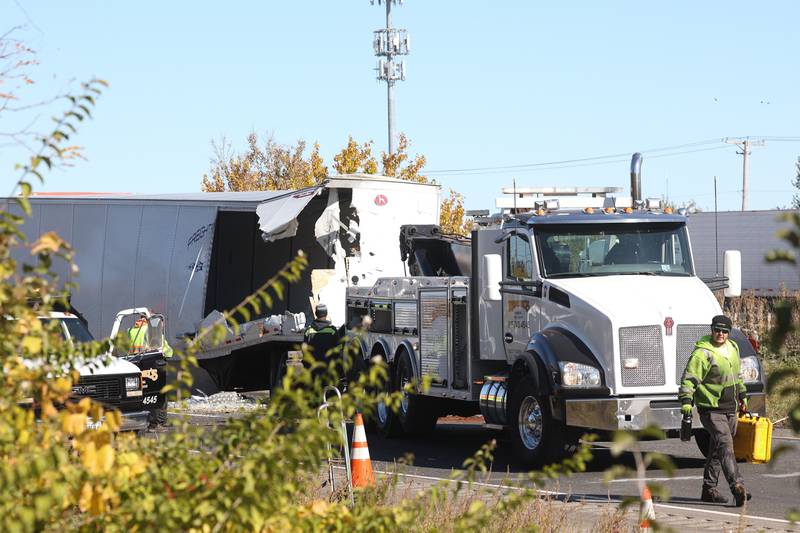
left=734, top=413, right=773, bottom=464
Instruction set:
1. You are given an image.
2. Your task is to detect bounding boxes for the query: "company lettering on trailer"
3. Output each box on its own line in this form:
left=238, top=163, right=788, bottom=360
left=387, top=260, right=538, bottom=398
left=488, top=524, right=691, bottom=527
left=374, top=194, right=388, bottom=206
left=506, top=298, right=530, bottom=329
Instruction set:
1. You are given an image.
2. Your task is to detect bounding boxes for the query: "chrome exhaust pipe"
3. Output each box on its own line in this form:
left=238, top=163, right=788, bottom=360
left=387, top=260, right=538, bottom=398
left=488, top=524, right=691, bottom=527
left=630, top=152, right=642, bottom=206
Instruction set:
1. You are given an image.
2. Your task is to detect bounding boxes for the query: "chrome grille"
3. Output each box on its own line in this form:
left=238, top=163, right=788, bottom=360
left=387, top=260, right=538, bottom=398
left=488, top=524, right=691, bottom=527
left=619, top=325, right=665, bottom=386
left=675, top=324, right=709, bottom=384
left=72, top=375, right=123, bottom=404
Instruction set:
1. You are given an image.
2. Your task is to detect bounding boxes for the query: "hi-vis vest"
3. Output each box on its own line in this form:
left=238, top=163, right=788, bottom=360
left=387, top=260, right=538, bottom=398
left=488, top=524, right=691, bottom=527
left=679, top=336, right=746, bottom=411
left=127, top=324, right=174, bottom=357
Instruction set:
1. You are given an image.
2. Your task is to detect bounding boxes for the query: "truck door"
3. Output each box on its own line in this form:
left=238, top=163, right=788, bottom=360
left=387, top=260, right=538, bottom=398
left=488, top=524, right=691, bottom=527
left=501, top=232, right=541, bottom=362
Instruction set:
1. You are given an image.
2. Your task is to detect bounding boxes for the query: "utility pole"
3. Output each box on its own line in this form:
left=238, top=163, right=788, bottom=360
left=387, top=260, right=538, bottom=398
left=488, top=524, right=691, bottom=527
left=371, top=0, right=410, bottom=156
left=724, top=137, right=766, bottom=211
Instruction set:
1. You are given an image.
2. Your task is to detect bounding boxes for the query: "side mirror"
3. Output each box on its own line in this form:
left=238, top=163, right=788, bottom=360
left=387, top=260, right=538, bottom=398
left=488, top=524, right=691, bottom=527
left=483, top=254, right=502, bottom=301
left=723, top=250, right=741, bottom=297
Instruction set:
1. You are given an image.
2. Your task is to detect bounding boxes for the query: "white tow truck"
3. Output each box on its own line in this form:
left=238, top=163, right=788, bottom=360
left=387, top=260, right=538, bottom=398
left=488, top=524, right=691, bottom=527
left=347, top=155, right=767, bottom=465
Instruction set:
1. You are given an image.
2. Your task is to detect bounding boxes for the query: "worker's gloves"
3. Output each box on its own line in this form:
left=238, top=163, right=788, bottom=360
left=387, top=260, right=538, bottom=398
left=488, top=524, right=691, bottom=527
left=738, top=397, right=749, bottom=414
left=680, top=404, right=693, bottom=416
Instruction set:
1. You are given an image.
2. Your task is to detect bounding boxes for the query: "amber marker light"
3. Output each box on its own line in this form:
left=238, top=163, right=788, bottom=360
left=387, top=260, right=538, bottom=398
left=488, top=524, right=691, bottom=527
left=623, top=207, right=633, bottom=214
left=604, top=207, right=614, bottom=214
left=583, top=207, right=594, bottom=214
left=664, top=207, right=673, bottom=214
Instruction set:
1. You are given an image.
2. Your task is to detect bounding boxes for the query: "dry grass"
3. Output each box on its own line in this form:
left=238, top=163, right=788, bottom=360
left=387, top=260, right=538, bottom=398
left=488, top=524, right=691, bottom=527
left=714, top=290, right=800, bottom=426
left=762, top=357, right=800, bottom=426
left=313, top=462, right=640, bottom=532
left=720, top=289, right=800, bottom=355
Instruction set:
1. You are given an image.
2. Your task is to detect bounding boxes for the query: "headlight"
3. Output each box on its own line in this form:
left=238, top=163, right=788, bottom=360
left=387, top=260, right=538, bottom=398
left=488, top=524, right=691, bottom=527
left=125, top=376, right=141, bottom=391
left=559, top=361, right=601, bottom=387
left=740, top=356, right=760, bottom=383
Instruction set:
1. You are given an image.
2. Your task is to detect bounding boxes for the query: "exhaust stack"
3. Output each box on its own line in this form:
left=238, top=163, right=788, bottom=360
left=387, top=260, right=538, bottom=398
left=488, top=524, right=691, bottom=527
left=630, top=152, right=642, bottom=207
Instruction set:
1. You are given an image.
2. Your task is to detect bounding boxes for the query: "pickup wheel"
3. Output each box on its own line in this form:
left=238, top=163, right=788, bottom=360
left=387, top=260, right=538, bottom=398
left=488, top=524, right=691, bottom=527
left=508, top=375, right=557, bottom=467
left=395, top=351, right=438, bottom=436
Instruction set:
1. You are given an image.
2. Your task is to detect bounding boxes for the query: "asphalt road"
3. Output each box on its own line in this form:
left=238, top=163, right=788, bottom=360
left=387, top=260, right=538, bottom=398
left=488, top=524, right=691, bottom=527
left=363, top=420, right=800, bottom=528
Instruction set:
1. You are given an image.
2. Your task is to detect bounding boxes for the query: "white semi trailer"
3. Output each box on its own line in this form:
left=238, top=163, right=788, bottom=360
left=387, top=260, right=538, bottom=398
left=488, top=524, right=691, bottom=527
left=347, top=157, right=766, bottom=466
left=5, top=175, right=439, bottom=392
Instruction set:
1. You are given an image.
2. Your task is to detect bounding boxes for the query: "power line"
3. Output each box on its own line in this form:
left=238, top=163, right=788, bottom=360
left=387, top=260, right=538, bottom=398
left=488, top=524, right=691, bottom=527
left=426, top=136, right=800, bottom=176
left=428, top=144, right=732, bottom=177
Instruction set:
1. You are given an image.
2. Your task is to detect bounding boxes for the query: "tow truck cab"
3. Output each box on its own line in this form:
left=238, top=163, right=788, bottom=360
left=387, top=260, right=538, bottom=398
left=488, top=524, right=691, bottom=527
left=476, top=210, right=766, bottom=434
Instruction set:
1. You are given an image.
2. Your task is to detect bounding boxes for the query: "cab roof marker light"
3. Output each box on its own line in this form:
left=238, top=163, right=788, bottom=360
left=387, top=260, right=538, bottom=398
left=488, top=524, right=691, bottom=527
left=603, top=207, right=614, bottom=214
left=623, top=207, right=633, bottom=214
left=583, top=207, right=594, bottom=214
left=664, top=207, right=673, bottom=214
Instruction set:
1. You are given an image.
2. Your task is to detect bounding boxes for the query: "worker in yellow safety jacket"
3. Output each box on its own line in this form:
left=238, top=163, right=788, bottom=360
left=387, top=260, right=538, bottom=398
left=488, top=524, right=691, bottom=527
left=679, top=314, right=750, bottom=507
left=128, top=313, right=173, bottom=357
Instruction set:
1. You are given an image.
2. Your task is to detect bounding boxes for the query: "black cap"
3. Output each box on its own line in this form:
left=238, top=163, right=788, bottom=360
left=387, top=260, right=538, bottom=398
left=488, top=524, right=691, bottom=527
left=711, top=315, right=732, bottom=332
left=315, top=303, right=328, bottom=319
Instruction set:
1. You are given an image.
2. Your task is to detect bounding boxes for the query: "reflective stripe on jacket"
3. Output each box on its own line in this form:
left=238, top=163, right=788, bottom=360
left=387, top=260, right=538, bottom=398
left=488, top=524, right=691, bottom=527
left=679, top=336, right=746, bottom=412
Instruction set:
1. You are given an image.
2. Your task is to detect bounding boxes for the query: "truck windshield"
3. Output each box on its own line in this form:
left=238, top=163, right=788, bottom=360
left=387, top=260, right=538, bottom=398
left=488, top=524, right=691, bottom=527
left=534, top=222, right=693, bottom=278
left=40, top=317, right=95, bottom=343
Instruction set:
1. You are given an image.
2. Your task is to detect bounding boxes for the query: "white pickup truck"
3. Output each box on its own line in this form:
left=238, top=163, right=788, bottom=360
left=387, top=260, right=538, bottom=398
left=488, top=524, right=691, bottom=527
left=43, top=310, right=150, bottom=431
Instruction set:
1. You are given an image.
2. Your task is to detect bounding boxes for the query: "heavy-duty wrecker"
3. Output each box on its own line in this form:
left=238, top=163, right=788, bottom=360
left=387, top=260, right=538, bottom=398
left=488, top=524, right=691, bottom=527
left=347, top=155, right=766, bottom=466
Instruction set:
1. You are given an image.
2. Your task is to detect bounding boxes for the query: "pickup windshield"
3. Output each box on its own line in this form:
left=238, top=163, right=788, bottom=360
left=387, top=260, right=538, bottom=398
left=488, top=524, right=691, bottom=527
left=534, top=222, right=693, bottom=278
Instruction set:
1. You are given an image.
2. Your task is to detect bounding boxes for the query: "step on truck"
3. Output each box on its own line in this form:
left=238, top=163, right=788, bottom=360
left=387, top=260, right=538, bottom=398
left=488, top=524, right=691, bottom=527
left=347, top=155, right=767, bottom=466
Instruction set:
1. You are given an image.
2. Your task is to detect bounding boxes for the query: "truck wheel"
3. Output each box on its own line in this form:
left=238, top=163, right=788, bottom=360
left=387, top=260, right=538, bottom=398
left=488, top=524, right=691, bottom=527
left=508, top=375, right=556, bottom=467
left=374, top=356, right=401, bottom=437
left=395, top=352, right=438, bottom=436
left=271, top=352, right=288, bottom=392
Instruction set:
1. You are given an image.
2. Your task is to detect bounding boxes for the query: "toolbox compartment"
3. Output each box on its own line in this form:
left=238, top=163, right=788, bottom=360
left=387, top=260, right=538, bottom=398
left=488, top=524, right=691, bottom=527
left=734, top=413, right=773, bottom=464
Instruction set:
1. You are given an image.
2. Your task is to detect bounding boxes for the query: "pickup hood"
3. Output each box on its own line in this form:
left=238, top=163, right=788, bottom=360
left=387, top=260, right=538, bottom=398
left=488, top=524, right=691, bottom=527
left=549, top=275, right=721, bottom=327
left=76, top=356, right=141, bottom=377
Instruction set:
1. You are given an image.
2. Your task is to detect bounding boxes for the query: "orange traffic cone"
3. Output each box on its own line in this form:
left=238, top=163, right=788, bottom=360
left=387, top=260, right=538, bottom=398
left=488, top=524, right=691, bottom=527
left=639, top=485, right=655, bottom=532
left=350, top=413, right=375, bottom=488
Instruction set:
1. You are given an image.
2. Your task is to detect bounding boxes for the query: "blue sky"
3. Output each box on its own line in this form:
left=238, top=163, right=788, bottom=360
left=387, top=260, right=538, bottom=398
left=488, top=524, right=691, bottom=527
left=2, top=1, right=799, bottom=212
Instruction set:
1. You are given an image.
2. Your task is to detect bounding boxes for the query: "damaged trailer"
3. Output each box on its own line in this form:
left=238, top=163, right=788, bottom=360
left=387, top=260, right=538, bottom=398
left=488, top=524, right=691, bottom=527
left=3, top=174, right=440, bottom=392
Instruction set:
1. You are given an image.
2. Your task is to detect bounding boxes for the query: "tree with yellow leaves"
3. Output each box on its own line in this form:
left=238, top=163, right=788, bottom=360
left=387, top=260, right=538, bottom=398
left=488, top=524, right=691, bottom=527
left=201, top=133, right=328, bottom=192
left=202, top=132, right=472, bottom=235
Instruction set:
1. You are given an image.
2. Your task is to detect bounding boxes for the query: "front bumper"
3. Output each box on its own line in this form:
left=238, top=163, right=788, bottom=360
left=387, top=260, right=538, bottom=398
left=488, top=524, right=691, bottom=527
left=119, top=410, right=150, bottom=432
left=565, top=392, right=767, bottom=431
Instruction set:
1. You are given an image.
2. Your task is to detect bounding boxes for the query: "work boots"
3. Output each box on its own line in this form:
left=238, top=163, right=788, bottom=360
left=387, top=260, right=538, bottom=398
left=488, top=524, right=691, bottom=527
left=732, top=483, right=752, bottom=507
left=701, top=486, right=728, bottom=504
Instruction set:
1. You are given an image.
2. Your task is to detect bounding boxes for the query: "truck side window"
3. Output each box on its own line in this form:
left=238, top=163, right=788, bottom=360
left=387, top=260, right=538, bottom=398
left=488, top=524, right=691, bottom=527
left=507, top=234, right=533, bottom=281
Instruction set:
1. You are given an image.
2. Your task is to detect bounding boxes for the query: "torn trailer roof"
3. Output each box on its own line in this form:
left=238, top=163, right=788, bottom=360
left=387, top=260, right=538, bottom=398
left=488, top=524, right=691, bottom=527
left=3, top=175, right=440, bottom=349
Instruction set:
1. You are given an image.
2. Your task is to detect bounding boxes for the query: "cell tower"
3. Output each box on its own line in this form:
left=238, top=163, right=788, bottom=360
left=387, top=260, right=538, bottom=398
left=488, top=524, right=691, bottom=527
left=371, top=0, right=410, bottom=156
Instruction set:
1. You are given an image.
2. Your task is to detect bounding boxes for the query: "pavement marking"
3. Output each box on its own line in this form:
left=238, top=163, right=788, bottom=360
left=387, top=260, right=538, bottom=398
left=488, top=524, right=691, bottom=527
left=652, top=502, right=796, bottom=526
left=762, top=471, right=800, bottom=478
left=360, top=466, right=797, bottom=526
left=589, top=475, right=703, bottom=484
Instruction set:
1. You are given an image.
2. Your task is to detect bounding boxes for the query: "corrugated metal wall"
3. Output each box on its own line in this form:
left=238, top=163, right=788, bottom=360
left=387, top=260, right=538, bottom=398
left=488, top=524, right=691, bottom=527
left=687, top=210, right=800, bottom=293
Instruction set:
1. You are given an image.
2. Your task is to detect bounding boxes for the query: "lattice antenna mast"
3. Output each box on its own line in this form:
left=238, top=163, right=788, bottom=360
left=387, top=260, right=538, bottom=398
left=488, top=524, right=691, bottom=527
left=371, top=0, right=410, bottom=155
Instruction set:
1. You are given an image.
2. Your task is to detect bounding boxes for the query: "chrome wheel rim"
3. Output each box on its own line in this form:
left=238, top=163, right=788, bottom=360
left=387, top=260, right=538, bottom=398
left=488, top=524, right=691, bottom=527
left=399, top=376, right=410, bottom=415
left=377, top=400, right=389, bottom=426
left=518, top=396, right=543, bottom=450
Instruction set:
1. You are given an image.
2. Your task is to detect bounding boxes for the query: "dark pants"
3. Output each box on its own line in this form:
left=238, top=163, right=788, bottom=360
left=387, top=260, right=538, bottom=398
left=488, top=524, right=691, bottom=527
left=699, top=411, right=743, bottom=491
